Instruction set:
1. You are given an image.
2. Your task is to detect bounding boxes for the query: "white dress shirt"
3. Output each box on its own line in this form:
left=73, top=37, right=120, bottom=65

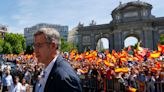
left=9, top=82, right=22, bottom=92
left=38, top=55, right=58, bottom=92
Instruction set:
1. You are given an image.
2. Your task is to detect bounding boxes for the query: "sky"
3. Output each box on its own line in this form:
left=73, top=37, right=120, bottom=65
left=0, top=0, right=164, bottom=47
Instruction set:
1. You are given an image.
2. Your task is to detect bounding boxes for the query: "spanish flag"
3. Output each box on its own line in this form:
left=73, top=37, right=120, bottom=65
left=104, top=60, right=114, bottom=67
left=106, top=53, right=112, bottom=59
left=158, top=44, right=164, bottom=52
left=96, top=58, right=102, bottom=65
left=150, top=51, right=161, bottom=58
left=111, top=56, right=116, bottom=63
left=120, top=57, right=127, bottom=62
left=115, top=67, right=129, bottom=73
left=128, top=86, right=137, bottom=92
left=79, top=69, right=88, bottom=74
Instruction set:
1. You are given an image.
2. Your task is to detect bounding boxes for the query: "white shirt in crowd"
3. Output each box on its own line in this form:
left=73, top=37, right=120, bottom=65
left=9, top=82, right=22, bottom=92
left=2, top=74, right=13, bottom=86
left=22, top=84, right=29, bottom=92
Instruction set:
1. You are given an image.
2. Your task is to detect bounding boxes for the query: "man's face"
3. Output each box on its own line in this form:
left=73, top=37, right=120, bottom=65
left=14, top=77, right=19, bottom=84
left=34, top=34, right=51, bottom=65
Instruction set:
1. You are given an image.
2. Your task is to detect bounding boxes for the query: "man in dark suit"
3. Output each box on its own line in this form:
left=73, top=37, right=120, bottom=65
left=33, top=28, right=82, bottom=92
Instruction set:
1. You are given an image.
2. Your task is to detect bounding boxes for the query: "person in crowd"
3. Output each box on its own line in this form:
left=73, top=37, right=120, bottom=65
left=0, top=65, right=2, bottom=79
left=5, top=65, right=11, bottom=72
left=31, top=65, right=41, bottom=86
left=23, top=68, right=31, bottom=85
left=146, top=72, right=156, bottom=92
left=21, top=78, right=30, bottom=92
left=0, top=65, right=2, bottom=90
left=9, top=76, right=22, bottom=92
left=33, top=75, right=41, bottom=92
left=2, top=69, right=13, bottom=92
left=137, top=71, right=146, bottom=92
left=33, top=28, right=82, bottom=92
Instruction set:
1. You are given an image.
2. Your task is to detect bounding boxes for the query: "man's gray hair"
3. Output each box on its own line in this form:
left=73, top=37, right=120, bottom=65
left=34, top=28, right=61, bottom=49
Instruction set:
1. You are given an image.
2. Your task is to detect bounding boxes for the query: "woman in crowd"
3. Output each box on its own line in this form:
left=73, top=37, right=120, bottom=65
left=9, top=76, right=22, bottom=92
left=2, top=69, right=13, bottom=92
left=21, top=78, right=30, bottom=92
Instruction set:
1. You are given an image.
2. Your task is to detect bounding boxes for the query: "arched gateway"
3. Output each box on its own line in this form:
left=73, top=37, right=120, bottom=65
left=68, top=1, right=164, bottom=52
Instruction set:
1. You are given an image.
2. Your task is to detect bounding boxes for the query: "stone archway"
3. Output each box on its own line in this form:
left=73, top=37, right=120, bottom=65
left=124, top=34, right=139, bottom=47
left=96, top=38, right=109, bottom=51
left=70, top=1, right=164, bottom=52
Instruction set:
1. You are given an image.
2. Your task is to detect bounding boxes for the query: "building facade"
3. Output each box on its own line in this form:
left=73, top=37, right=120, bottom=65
left=0, top=25, right=7, bottom=39
left=68, top=1, right=164, bottom=52
left=24, top=23, right=68, bottom=46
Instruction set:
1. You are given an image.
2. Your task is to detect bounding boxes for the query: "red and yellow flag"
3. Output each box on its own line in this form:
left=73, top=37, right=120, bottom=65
left=158, top=44, right=164, bottom=52
left=128, top=86, right=137, bottom=92
left=115, top=67, right=129, bottom=73
left=150, top=51, right=161, bottom=58
left=104, top=60, right=114, bottom=67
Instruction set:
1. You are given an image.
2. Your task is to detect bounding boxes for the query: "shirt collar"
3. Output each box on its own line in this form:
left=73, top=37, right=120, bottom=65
left=38, top=55, right=59, bottom=92
left=44, top=54, right=58, bottom=74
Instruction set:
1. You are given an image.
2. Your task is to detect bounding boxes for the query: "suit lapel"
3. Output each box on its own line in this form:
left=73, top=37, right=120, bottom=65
left=44, top=55, right=62, bottom=92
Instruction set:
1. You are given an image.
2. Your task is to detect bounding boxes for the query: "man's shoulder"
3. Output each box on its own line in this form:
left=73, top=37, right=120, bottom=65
left=17, top=82, right=22, bottom=86
left=51, top=55, right=77, bottom=78
left=54, top=55, right=70, bottom=68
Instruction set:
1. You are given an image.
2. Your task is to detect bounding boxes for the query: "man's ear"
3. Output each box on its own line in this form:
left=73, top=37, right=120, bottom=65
left=51, top=41, right=57, bottom=49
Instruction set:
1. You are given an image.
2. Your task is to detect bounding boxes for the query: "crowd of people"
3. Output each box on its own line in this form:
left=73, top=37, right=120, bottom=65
left=65, top=45, right=164, bottom=92
left=0, top=44, right=164, bottom=92
left=0, top=54, right=44, bottom=92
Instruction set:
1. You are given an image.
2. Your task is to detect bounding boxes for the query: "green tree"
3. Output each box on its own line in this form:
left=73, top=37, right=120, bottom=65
left=60, top=38, right=77, bottom=52
left=4, top=33, right=26, bottom=54
left=16, top=34, right=26, bottom=50
left=5, top=33, right=17, bottom=46
left=3, top=42, right=12, bottom=54
left=25, top=45, right=34, bottom=54
left=160, top=34, right=164, bottom=45
left=0, top=38, right=4, bottom=53
left=13, top=42, right=23, bottom=54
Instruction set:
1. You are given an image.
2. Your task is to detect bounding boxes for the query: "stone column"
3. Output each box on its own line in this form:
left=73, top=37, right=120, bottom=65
left=153, top=28, right=160, bottom=50
left=143, top=27, right=153, bottom=50
left=109, top=33, right=114, bottom=52
left=91, top=33, right=96, bottom=50
left=113, top=30, right=122, bottom=51
left=78, top=35, right=82, bottom=52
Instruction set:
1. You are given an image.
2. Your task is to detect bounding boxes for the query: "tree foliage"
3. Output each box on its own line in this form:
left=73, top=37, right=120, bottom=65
left=160, top=34, right=164, bottom=45
left=3, top=42, right=12, bottom=54
left=13, top=42, right=23, bottom=54
left=60, top=37, right=77, bottom=52
left=0, top=38, right=4, bottom=53
left=1, top=33, right=26, bottom=54
left=25, top=45, right=34, bottom=54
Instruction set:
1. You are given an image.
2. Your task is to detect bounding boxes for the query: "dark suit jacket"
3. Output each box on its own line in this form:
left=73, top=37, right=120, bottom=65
left=43, top=55, right=82, bottom=92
